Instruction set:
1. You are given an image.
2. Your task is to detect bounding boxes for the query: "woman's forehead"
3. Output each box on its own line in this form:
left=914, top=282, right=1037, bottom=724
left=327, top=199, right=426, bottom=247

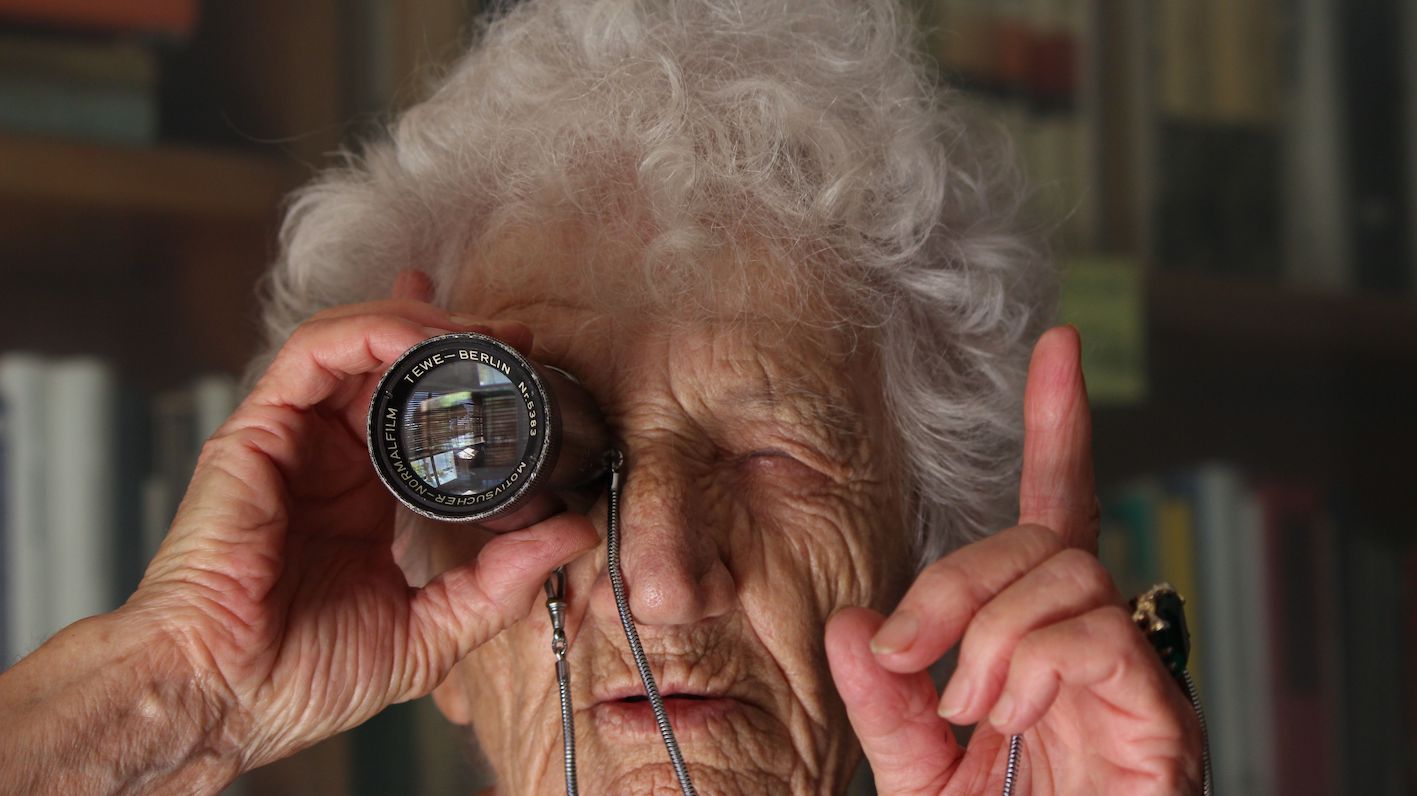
left=507, top=297, right=856, bottom=401
left=451, top=212, right=864, bottom=339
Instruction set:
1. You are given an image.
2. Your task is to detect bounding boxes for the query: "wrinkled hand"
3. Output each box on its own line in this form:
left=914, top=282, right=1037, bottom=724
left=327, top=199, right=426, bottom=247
left=826, top=327, right=1203, bottom=795
left=122, top=272, right=599, bottom=771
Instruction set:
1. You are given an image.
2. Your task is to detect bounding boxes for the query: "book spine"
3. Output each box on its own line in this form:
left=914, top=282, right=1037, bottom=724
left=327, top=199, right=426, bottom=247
left=1155, top=0, right=1210, bottom=121
left=140, top=388, right=194, bottom=559
left=1258, top=486, right=1341, bottom=795
left=45, top=358, right=119, bottom=631
left=1190, top=463, right=1249, bottom=796
left=0, top=354, right=49, bottom=658
left=0, top=76, right=156, bottom=145
left=1233, top=491, right=1276, bottom=796
left=1155, top=495, right=1202, bottom=690
left=1207, top=0, right=1280, bottom=125
left=112, top=385, right=150, bottom=596
left=1335, top=0, right=1413, bottom=292
left=1279, top=0, right=1351, bottom=289
left=1106, top=480, right=1161, bottom=595
left=0, top=34, right=157, bottom=90
left=1340, top=529, right=1407, bottom=791
left=1406, top=0, right=1417, bottom=292
left=191, top=374, right=237, bottom=442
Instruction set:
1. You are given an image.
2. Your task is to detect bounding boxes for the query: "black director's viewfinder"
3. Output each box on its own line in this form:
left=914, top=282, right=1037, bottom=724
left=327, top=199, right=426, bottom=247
left=367, top=333, right=609, bottom=530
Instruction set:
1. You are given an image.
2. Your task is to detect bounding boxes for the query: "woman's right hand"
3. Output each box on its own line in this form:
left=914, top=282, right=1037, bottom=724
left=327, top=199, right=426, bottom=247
left=122, top=274, right=600, bottom=773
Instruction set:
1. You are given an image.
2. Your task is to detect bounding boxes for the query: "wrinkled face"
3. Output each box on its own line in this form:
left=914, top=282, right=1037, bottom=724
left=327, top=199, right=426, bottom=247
left=424, top=234, right=914, bottom=794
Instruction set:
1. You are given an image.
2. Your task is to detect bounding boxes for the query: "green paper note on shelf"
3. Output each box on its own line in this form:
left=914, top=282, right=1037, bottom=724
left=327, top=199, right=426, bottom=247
left=1060, top=257, right=1146, bottom=405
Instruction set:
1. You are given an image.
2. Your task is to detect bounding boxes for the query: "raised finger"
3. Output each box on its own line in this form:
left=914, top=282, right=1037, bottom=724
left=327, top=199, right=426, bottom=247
left=826, top=607, right=962, bottom=795
left=870, top=524, right=1063, bottom=674
left=247, top=312, right=474, bottom=412
left=1018, top=325, right=1097, bottom=550
left=936, top=547, right=1122, bottom=723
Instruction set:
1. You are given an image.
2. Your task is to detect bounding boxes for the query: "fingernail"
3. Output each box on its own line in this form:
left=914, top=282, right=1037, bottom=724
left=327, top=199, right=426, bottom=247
left=989, top=693, right=1015, bottom=728
left=938, top=681, right=970, bottom=721
left=869, top=611, right=918, bottom=655
left=449, top=314, right=485, bottom=327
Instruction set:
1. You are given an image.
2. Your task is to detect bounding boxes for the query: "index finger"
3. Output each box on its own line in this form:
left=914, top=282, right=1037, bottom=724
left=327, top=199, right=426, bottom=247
left=1018, top=325, right=1098, bottom=550
left=308, top=297, right=534, bottom=355
left=246, top=313, right=457, bottom=412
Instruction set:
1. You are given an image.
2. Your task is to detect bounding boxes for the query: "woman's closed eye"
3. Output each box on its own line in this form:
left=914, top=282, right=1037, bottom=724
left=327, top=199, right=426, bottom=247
left=732, top=447, right=836, bottom=486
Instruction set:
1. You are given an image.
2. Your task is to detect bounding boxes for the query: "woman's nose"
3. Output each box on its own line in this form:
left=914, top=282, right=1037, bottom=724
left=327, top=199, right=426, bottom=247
left=588, top=445, right=735, bottom=627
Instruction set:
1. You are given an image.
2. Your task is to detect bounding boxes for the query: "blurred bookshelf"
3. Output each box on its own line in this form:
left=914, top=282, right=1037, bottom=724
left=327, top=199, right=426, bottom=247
left=1, top=0, right=1415, bottom=794
left=0, top=1, right=491, bottom=794
left=1098, top=269, right=1417, bottom=501
left=912, top=0, right=1417, bottom=793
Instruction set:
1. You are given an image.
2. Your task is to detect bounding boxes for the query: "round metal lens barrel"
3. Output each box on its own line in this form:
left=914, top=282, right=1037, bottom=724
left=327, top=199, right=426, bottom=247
left=367, top=333, right=609, bottom=527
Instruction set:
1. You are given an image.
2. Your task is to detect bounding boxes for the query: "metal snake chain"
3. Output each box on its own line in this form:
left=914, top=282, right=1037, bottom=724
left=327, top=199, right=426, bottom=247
left=1180, top=670, right=1214, bottom=796
left=544, top=569, right=577, bottom=794
left=999, top=667, right=1212, bottom=796
left=545, top=450, right=698, bottom=796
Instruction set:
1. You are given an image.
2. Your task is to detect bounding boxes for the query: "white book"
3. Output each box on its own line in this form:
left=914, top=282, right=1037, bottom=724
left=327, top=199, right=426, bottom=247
left=45, top=357, right=119, bottom=633
left=138, top=374, right=237, bottom=561
left=1191, top=463, right=1250, bottom=796
left=191, top=373, right=238, bottom=443
left=0, top=353, right=50, bottom=659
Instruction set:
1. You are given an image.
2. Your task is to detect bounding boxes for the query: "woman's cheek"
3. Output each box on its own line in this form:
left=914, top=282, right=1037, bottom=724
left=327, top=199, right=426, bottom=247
left=734, top=457, right=889, bottom=614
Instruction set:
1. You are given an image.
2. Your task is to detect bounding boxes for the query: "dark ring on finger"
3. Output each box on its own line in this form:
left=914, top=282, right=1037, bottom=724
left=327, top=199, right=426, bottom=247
left=1129, top=583, right=1190, bottom=678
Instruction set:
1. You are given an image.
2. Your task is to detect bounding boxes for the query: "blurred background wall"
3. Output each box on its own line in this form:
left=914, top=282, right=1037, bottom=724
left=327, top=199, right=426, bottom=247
left=0, top=1, right=1412, bottom=794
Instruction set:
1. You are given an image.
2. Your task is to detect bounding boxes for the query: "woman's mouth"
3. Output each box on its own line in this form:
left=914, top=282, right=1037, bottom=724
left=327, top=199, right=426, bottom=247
left=592, top=691, right=746, bottom=736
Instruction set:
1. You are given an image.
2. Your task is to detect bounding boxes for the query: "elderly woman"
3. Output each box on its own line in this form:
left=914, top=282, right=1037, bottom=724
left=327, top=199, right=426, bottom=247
left=0, top=0, right=1202, bottom=793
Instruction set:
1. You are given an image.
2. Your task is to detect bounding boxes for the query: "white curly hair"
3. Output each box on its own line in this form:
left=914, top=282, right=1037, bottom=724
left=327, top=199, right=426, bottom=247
left=251, top=0, right=1056, bottom=566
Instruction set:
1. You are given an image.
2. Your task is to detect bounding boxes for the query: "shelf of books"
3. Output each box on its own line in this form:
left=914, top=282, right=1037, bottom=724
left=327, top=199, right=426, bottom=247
left=0, top=0, right=305, bottom=220
left=919, top=0, right=1417, bottom=793
left=0, top=1, right=491, bottom=793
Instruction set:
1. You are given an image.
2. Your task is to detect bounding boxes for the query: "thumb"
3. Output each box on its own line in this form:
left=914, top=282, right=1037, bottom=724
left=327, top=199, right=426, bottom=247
left=405, top=512, right=599, bottom=682
left=827, top=607, right=960, bottom=795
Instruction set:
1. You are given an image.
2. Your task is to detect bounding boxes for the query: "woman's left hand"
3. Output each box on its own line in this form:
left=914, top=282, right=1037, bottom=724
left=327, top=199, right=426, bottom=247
left=825, top=326, right=1204, bottom=795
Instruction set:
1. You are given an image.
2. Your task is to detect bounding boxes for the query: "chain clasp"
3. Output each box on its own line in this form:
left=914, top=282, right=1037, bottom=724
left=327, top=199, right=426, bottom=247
left=545, top=567, right=569, bottom=660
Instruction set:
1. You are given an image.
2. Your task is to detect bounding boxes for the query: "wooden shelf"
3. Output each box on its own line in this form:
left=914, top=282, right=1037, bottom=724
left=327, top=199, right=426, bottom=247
left=1145, top=269, right=1417, bottom=365
left=0, top=133, right=302, bottom=220
left=1093, top=270, right=1417, bottom=516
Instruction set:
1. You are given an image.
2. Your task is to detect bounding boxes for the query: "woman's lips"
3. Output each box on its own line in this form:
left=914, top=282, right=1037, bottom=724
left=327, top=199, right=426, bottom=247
left=590, top=692, right=746, bottom=736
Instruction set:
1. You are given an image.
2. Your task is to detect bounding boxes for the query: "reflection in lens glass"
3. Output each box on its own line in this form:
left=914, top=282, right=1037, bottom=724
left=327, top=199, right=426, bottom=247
left=400, top=360, right=528, bottom=493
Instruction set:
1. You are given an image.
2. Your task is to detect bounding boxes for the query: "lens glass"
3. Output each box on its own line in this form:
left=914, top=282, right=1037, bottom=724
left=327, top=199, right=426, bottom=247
left=399, top=360, right=528, bottom=494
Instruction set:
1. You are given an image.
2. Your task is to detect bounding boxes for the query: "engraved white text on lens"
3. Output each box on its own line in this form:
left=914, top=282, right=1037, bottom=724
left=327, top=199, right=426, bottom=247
left=401, top=348, right=513, bottom=385
left=518, top=381, right=539, bottom=436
